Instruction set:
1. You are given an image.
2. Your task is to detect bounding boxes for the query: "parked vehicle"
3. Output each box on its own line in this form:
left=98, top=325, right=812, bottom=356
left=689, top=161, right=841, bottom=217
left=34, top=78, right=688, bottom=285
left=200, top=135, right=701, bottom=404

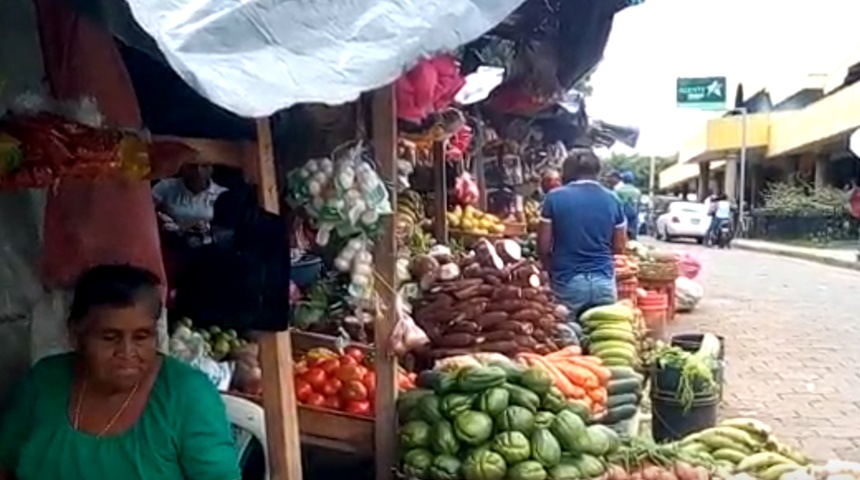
left=655, top=201, right=710, bottom=243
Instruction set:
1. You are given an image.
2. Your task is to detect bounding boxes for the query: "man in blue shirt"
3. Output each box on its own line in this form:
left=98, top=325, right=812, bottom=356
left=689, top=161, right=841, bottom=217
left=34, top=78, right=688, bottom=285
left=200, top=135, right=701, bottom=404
left=538, top=151, right=628, bottom=322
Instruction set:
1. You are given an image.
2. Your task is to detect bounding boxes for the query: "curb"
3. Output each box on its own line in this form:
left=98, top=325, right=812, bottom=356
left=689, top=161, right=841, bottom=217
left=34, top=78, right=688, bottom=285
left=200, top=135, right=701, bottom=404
left=732, top=241, right=860, bottom=272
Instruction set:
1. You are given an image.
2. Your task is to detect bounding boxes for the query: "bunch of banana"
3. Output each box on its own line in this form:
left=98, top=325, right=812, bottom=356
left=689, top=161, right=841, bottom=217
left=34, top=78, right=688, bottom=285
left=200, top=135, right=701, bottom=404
left=396, top=190, right=426, bottom=229
left=677, top=418, right=811, bottom=479
left=524, top=198, right=541, bottom=232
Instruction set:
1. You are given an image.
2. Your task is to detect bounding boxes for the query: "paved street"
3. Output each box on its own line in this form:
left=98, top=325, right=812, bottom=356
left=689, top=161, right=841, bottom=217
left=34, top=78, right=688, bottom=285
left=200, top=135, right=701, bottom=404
left=659, top=241, right=860, bottom=461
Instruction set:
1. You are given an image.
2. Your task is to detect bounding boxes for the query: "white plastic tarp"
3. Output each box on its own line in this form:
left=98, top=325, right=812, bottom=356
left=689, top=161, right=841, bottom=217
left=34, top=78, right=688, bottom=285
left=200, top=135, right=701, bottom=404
left=121, top=0, right=528, bottom=118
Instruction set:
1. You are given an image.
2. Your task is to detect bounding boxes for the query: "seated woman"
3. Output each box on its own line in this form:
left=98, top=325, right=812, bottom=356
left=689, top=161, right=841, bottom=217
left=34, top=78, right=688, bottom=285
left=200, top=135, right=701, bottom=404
left=0, top=265, right=240, bottom=480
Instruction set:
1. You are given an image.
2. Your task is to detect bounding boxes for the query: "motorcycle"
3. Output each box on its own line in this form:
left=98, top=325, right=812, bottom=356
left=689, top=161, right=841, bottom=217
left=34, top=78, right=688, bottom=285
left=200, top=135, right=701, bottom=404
left=714, top=219, right=732, bottom=249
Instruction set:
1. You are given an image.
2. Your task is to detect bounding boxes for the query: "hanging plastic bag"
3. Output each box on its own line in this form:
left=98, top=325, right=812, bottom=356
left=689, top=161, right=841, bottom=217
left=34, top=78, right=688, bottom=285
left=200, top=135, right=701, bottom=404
left=390, top=296, right=429, bottom=356
left=675, top=252, right=702, bottom=279
left=453, top=172, right=479, bottom=205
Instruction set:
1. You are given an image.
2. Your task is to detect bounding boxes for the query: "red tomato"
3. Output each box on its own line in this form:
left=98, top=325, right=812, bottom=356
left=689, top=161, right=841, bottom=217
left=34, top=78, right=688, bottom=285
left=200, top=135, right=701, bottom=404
left=335, top=365, right=364, bottom=382
left=295, top=379, right=314, bottom=402
left=302, top=368, right=328, bottom=390
left=355, top=366, right=370, bottom=379
left=305, top=357, right=325, bottom=369
left=339, top=355, right=359, bottom=368
left=344, top=400, right=372, bottom=417
left=341, top=380, right=369, bottom=402
left=319, top=359, right=341, bottom=376
left=321, top=378, right=343, bottom=397
left=344, top=347, right=365, bottom=363
left=321, top=396, right=342, bottom=410
left=363, top=371, right=377, bottom=396
left=305, top=393, right=325, bottom=407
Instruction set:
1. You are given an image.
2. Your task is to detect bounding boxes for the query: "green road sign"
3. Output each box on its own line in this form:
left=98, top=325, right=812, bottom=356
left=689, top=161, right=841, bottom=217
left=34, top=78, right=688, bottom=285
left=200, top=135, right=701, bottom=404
left=676, top=77, right=726, bottom=111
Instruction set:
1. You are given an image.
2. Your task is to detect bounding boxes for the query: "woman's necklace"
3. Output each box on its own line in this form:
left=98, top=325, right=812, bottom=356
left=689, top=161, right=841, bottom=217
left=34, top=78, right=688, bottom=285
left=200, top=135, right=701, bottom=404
left=73, top=377, right=141, bottom=437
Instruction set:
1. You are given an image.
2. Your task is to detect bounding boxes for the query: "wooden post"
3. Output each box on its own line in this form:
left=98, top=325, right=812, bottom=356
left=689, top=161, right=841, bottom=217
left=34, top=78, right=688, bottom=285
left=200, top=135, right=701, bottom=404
left=255, top=118, right=304, bottom=480
left=371, top=86, right=398, bottom=480
left=475, top=153, right=487, bottom=211
left=432, top=140, right=449, bottom=243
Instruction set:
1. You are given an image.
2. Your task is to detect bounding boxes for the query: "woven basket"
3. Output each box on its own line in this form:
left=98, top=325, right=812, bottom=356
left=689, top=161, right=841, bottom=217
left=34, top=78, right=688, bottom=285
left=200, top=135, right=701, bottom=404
left=637, top=261, right=679, bottom=282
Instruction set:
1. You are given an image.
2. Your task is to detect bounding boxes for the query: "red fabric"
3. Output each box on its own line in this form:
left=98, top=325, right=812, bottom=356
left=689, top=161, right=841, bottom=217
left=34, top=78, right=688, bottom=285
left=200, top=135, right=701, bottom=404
left=395, top=55, right=465, bottom=123
left=850, top=188, right=860, bottom=219
left=34, top=0, right=166, bottom=293
left=485, top=82, right=549, bottom=116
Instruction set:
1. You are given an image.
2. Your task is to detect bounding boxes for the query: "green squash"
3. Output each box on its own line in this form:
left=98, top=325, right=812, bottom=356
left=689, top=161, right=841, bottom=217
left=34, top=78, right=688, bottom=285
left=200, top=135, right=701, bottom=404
left=495, top=406, right=535, bottom=435
left=477, top=387, right=510, bottom=417
left=549, top=411, right=586, bottom=453
left=520, top=368, right=553, bottom=395
left=531, top=429, right=562, bottom=468
left=490, top=431, right=531, bottom=464
left=462, top=449, right=508, bottom=480
left=430, top=420, right=460, bottom=456
left=440, top=393, right=476, bottom=420
left=401, top=420, right=432, bottom=450
left=534, top=411, right=556, bottom=430
left=429, top=454, right=462, bottom=480
left=508, top=461, right=548, bottom=480
left=454, top=411, right=494, bottom=446
left=402, top=449, right=434, bottom=480
left=417, top=394, right=446, bottom=424
left=457, top=366, right=508, bottom=392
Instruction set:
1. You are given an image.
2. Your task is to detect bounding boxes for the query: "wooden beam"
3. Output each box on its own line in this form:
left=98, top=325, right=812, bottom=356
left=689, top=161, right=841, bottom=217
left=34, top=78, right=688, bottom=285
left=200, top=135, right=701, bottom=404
left=432, top=140, right=449, bottom=243
left=255, top=118, right=303, bottom=480
left=371, top=86, right=398, bottom=480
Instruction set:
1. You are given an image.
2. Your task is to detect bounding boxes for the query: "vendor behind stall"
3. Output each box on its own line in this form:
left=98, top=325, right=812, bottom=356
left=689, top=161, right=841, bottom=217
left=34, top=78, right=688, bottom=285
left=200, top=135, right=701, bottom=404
left=538, top=151, right=627, bottom=324
left=0, top=264, right=239, bottom=480
left=153, top=162, right=228, bottom=239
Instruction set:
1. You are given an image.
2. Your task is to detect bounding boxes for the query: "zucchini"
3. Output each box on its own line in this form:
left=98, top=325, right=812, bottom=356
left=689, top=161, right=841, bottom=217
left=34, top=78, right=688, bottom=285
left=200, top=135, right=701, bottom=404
left=595, top=347, right=636, bottom=363
left=606, top=378, right=641, bottom=396
left=602, top=404, right=638, bottom=424
left=588, top=329, right=636, bottom=343
left=589, top=340, right=636, bottom=355
left=606, top=393, right=639, bottom=409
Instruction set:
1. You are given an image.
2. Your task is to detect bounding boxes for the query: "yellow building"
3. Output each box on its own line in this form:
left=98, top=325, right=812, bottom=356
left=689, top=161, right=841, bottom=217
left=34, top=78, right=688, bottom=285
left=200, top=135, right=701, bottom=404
left=662, top=64, right=860, bottom=202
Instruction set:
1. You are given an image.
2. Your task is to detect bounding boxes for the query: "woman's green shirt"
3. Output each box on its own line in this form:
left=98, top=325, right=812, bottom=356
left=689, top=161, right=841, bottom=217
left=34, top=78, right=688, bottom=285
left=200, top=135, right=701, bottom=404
left=0, top=353, right=240, bottom=480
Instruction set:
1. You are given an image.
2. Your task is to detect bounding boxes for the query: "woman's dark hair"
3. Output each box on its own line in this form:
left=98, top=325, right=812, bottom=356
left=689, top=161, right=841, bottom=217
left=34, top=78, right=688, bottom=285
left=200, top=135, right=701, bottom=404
left=69, top=265, right=163, bottom=326
left=562, top=150, right=602, bottom=183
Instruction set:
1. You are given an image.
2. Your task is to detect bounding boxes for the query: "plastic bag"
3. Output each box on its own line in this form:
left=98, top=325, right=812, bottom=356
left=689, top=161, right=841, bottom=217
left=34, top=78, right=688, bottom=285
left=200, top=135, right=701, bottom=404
left=675, top=277, right=704, bottom=313
left=676, top=252, right=701, bottom=279
left=168, top=326, right=233, bottom=389
left=390, top=296, right=429, bottom=356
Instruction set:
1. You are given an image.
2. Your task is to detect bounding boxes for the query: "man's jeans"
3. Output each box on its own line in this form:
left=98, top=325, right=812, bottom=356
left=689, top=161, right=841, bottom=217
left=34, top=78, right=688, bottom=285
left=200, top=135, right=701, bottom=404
left=552, top=272, right=618, bottom=345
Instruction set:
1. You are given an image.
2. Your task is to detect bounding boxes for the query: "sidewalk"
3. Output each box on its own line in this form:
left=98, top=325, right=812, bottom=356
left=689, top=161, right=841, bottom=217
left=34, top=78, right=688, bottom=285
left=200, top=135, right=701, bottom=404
left=732, top=238, right=860, bottom=271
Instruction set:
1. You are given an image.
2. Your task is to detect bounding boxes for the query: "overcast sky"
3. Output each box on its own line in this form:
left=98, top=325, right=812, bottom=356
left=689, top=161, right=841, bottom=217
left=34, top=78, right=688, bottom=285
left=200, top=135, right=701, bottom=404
left=587, top=0, right=860, bottom=156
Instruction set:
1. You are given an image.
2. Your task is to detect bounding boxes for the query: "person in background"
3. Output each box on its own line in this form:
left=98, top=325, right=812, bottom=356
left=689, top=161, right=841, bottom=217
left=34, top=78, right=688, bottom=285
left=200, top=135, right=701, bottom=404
left=607, top=171, right=641, bottom=240
left=152, top=162, right=228, bottom=238
left=0, top=264, right=239, bottom=480
left=709, top=193, right=733, bottom=245
left=538, top=151, right=628, bottom=337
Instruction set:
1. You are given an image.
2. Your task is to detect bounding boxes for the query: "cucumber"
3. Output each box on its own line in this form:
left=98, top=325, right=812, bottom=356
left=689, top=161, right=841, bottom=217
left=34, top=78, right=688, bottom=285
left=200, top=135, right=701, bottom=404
left=602, top=357, right=634, bottom=367
left=606, top=393, right=639, bottom=409
left=606, top=367, right=639, bottom=380
left=602, top=404, right=637, bottom=424
left=606, top=378, right=641, bottom=396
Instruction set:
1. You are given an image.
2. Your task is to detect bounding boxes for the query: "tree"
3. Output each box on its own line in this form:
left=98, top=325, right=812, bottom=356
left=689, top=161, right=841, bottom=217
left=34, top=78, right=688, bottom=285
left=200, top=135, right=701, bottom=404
left=603, top=153, right=677, bottom=191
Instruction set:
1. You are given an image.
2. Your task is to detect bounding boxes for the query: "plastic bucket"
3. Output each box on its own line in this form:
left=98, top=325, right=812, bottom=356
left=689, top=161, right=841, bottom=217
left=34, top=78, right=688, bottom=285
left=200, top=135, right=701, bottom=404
left=639, top=291, right=668, bottom=336
left=291, top=256, right=322, bottom=288
left=670, top=333, right=726, bottom=400
left=651, top=391, right=718, bottom=443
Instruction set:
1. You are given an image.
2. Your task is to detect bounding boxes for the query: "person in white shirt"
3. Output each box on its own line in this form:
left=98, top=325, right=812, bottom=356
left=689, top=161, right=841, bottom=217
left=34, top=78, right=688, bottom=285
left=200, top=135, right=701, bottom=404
left=152, top=163, right=227, bottom=235
left=706, top=193, right=732, bottom=245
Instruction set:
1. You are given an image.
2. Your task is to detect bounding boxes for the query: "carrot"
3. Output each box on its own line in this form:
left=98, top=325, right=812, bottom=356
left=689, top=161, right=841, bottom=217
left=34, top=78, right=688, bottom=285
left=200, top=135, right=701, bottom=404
left=568, top=356, right=612, bottom=384
left=570, top=385, right=587, bottom=399
left=579, top=395, right=594, bottom=410
left=544, top=345, right=581, bottom=360
left=554, top=361, right=599, bottom=389
left=587, top=387, right=608, bottom=405
left=519, top=353, right=580, bottom=398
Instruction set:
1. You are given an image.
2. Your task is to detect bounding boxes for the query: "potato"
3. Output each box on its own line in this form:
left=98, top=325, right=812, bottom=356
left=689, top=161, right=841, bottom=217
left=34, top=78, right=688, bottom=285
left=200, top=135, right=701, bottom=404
left=606, top=465, right=631, bottom=480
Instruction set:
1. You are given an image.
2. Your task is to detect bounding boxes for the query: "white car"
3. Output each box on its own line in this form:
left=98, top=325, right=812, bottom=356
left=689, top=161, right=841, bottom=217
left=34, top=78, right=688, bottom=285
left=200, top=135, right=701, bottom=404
left=655, top=201, right=710, bottom=243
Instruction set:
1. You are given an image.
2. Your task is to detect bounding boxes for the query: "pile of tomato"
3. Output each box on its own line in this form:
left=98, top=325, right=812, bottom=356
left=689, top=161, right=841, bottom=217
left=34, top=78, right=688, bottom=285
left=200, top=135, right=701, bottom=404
left=294, top=347, right=416, bottom=417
